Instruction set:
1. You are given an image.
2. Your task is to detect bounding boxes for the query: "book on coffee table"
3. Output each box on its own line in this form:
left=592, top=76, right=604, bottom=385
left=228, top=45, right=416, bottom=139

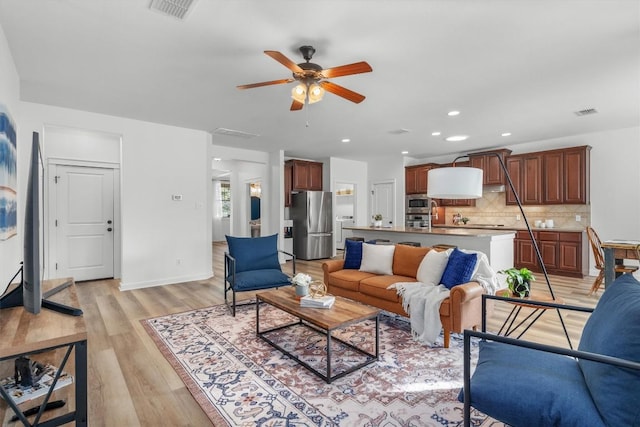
left=300, top=295, right=335, bottom=308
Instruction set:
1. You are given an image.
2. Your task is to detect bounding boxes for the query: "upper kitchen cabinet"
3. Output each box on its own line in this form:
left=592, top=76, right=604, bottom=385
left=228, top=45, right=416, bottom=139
left=405, top=163, right=437, bottom=194
left=506, top=146, right=590, bottom=206
left=506, top=153, right=543, bottom=205
left=284, top=159, right=323, bottom=206
left=469, top=149, right=512, bottom=186
left=541, top=146, right=591, bottom=205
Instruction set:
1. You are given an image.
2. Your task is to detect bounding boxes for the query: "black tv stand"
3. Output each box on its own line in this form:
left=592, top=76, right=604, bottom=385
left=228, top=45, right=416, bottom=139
left=0, top=267, right=83, bottom=316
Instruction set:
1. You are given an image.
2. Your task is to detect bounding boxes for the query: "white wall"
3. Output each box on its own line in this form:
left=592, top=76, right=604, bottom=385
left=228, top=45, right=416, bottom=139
left=20, top=102, right=213, bottom=290
left=0, top=23, right=22, bottom=293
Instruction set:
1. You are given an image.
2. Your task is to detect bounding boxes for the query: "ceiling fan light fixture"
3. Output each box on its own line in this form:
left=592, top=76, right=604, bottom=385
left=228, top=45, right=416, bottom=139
left=291, top=83, right=307, bottom=103
left=307, top=83, right=325, bottom=104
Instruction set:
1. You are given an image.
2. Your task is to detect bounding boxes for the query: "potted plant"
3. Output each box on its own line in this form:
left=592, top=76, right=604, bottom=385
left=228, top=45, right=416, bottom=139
left=373, top=214, right=383, bottom=227
left=499, top=267, right=535, bottom=297
left=291, top=272, right=312, bottom=297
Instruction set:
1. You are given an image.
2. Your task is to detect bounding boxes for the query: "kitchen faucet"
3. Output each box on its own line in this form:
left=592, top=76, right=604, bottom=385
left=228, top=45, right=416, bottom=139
left=428, top=199, right=438, bottom=231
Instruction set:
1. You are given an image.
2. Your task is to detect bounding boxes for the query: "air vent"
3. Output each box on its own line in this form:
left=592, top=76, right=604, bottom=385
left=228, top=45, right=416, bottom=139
left=149, top=0, right=197, bottom=20
left=574, top=108, right=598, bottom=117
left=213, top=128, right=260, bottom=139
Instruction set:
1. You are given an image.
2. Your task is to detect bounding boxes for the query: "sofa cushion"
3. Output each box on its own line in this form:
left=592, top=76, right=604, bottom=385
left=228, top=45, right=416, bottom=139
left=392, top=245, right=430, bottom=277
left=440, top=248, right=477, bottom=289
left=577, top=274, right=640, bottom=427
left=416, top=249, right=450, bottom=285
left=226, top=234, right=280, bottom=273
left=227, top=269, right=291, bottom=291
left=360, top=243, right=395, bottom=275
left=343, top=239, right=363, bottom=269
left=360, top=275, right=415, bottom=302
left=327, top=269, right=377, bottom=292
left=461, top=340, right=604, bottom=426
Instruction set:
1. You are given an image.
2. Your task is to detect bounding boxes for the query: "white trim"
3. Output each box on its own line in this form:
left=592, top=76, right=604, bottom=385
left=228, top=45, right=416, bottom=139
left=119, top=270, right=213, bottom=291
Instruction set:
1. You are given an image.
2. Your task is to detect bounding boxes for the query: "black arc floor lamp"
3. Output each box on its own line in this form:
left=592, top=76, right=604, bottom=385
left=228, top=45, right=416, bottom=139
left=427, top=153, right=571, bottom=346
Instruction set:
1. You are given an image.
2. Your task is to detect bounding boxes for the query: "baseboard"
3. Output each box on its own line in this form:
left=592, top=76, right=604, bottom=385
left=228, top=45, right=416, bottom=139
left=119, top=270, right=213, bottom=291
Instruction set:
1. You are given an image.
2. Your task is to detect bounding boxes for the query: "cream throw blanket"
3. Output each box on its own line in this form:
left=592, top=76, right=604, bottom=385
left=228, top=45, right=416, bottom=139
left=389, top=282, right=450, bottom=346
left=388, top=251, right=499, bottom=346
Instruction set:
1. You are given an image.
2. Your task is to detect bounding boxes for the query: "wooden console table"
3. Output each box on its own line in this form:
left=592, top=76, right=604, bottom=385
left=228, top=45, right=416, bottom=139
left=602, top=240, right=640, bottom=288
left=0, top=278, right=87, bottom=426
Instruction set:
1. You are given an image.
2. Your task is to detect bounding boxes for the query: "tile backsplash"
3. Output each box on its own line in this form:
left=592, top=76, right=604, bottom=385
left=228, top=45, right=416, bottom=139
left=442, top=191, right=590, bottom=230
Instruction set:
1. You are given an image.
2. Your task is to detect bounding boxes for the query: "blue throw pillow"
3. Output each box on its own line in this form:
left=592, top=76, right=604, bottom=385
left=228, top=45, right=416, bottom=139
left=225, top=234, right=281, bottom=273
left=343, top=239, right=363, bottom=269
left=440, top=248, right=477, bottom=289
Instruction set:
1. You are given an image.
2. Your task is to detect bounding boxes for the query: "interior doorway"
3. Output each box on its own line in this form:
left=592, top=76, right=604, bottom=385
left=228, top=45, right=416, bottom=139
left=371, top=180, right=395, bottom=227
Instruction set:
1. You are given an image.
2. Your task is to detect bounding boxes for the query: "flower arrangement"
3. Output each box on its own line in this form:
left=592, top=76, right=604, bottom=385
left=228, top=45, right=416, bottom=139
left=291, top=272, right=312, bottom=288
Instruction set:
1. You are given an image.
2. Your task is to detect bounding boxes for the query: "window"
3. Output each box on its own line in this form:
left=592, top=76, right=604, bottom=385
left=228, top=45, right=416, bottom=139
left=215, top=181, right=231, bottom=218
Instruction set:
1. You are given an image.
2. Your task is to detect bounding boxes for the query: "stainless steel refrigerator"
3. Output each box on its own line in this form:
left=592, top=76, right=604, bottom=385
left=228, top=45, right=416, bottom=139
left=291, top=191, right=333, bottom=260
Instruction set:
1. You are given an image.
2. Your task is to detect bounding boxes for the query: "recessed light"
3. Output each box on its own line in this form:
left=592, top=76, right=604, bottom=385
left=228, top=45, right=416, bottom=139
left=501, top=132, right=512, bottom=137
left=401, top=150, right=409, bottom=155
left=431, top=131, right=441, bottom=136
left=445, top=135, right=469, bottom=142
left=447, top=110, right=460, bottom=116
left=213, top=157, right=222, bottom=161
left=341, top=138, right=351, bottom=143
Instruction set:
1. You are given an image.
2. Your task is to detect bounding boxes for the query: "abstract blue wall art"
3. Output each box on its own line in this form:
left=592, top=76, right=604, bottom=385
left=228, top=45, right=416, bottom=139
left=0, top=104, right=17, bottom=240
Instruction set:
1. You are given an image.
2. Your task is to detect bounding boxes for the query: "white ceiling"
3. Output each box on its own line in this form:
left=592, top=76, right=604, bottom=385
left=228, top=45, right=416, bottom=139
left=0, top=0, right=638, bottom=161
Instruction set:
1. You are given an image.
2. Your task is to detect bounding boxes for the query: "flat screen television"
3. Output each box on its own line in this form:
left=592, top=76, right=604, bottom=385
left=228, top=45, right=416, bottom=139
left=0, top=131, right=81, bottom=316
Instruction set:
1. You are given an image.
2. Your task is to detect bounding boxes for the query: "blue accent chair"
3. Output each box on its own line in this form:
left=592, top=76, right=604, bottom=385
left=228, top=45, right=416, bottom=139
left=460, top=273, right=640, bottom=427
left=224, top=234, right=296, bottom=316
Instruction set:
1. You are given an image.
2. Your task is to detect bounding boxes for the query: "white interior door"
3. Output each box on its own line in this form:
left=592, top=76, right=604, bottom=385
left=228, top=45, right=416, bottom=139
left=371, top=181, right=395, bottom=227
left=53, top=165, right=114, bottom=281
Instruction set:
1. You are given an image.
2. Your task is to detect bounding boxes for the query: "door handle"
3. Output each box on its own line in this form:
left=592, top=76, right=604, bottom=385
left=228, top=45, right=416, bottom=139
left=107, top=228, right=113, bottom=232
left=107, top=220, right=112, bottom=224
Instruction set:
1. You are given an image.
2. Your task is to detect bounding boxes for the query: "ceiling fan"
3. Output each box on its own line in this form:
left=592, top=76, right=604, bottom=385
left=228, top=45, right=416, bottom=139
left=237, top=45, right=372, bottom=111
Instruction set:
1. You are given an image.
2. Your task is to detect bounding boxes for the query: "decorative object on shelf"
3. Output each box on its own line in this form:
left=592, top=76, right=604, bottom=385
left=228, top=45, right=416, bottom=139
left=308, top=280, right=327, bottom=298
left=291, top=272, right=312, bottom=297
left=373, top=213, right=383, bottom=227
left=460, top=217, right=470, bottom=225
left=499, top=267, right=535, bottom=297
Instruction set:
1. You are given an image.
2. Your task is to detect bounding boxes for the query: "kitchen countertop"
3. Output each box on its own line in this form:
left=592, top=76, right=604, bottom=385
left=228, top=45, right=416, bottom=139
left=344, top=225, right=516, bottom=237
left=437, top=224, right=586, bottom=232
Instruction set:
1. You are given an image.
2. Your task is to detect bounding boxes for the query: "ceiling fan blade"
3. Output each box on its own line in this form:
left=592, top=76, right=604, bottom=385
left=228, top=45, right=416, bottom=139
left=320, top=81, right=366, bottom=104
left=264, top=51, right=304, bottom=73
left=321, top=61, right=372, bottom=79
left=290, top=100, right=304, bottom=111
left=237, top=78, right=294, bottom=89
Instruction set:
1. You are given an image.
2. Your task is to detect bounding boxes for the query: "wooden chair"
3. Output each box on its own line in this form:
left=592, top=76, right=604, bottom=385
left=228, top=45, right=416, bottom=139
left=586, top=226, right=638, bottom=294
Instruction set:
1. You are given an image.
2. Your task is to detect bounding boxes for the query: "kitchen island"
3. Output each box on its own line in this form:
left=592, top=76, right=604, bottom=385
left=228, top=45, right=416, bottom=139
left=343, top=225, right=515, bottom=272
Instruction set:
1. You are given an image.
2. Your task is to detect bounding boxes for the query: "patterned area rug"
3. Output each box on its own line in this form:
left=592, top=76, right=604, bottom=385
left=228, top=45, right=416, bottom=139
left=142, top=303, right=504, bottom=426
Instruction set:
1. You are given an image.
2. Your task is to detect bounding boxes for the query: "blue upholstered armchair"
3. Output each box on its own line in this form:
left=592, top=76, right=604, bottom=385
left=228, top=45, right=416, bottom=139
left=224, top=234, right=296, bottom=316
left=460, top=273, right=640, bottom=427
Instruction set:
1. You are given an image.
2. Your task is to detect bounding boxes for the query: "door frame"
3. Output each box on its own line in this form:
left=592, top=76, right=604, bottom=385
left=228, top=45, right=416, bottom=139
left=46, top=158, right=121, bottom=280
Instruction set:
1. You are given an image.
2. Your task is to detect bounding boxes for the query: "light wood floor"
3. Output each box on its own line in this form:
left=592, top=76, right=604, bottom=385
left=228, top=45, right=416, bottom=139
left=1, top=242, right=603, bottom=426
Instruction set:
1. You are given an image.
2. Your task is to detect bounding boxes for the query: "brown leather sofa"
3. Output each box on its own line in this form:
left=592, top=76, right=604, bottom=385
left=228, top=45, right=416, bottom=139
left=322, top=244, right=488, bottom=348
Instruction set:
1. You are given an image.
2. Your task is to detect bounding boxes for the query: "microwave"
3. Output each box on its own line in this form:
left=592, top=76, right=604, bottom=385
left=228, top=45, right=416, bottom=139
left=406, top=194, right=431, bottom=213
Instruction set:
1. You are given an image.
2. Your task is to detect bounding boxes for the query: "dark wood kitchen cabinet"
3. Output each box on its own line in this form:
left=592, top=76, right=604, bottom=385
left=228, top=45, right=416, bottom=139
left=513, top=230, right=586, bottom=277
left=284, top=159, right=323, bottom=206
left=505, top=153, right=543, bottom=205
left=469, top=149, right=512, bottom=185
left=405, top=164, right=437, bottom=194
left=507, top=146, right=590, bottom=206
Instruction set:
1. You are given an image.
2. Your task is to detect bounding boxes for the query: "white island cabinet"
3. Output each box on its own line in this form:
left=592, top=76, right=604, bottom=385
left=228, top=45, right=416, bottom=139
left=343, top=226, right=515, bottom=273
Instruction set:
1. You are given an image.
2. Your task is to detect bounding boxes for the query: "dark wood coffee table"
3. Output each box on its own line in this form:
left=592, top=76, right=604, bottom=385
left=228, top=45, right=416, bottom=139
left=256, top=287, right=380, bottom=383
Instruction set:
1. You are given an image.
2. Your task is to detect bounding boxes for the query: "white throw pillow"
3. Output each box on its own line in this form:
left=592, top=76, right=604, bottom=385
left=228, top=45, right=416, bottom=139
left=359, top=243, right=396, bottom=275
left=416, top=249, right=450, bottom=285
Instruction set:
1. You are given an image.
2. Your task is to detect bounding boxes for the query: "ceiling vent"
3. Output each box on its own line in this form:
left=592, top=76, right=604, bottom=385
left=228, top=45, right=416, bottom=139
left=149, top=0, right=197, bottom=20
left=574, top=108, right=598, bottom=117
left=389, top=128, right=411, bottom=135
left=213, top=128, right=260, bottom=139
